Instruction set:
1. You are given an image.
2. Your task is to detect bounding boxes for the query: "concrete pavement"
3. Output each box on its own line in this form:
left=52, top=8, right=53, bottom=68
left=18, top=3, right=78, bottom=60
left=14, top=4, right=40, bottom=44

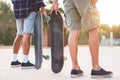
left=0, top=46, right=120, bottom=80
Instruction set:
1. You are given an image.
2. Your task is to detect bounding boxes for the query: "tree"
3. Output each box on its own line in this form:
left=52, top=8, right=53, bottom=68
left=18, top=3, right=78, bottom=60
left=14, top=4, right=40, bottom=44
left=111, top=25, right=120, bottom=39
left=99, top=24, right=110, bottom=39
left=43, top=0, right=64, bottom=30
left=0, top=1, right=16, bottom=45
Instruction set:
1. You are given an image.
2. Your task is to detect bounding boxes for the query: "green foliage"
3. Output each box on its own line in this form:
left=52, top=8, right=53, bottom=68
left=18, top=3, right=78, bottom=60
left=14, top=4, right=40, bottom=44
left=43, top=0, right=64, bottom=31
left=46, top=0, right=53, bottom=4
left=1, top=1, right=120, bottom=46
left=0, top=1, right=16, bottom=45
left=99, top=24, right=120, bottom=40
left=111, top=25, right=120, bottom=39
left=42, top=9, right=51, bottom=31
left=99, top=24, right=110, bottom=39
left=2, top=27, right=16, bottom=45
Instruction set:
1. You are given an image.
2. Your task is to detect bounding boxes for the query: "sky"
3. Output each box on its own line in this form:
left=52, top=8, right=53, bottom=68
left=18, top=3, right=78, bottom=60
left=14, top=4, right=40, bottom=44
left=2, top=0, right=120, bottom=26
left=97, top=0, right=120, bottom=26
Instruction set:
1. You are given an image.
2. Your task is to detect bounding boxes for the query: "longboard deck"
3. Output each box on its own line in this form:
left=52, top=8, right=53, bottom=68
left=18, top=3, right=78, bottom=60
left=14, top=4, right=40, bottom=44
left=34, top=11, right=43, bottom=69
left=50, top=11, right=64, bottom=73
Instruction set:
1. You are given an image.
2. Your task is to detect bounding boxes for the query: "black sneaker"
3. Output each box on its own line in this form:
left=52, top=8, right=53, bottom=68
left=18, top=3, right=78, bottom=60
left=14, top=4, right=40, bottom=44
left=11, top=60, right=21, bottom=68
left=91, top=68, right=113, bottom=78
left=71, top=69, right=83, bottom=78
left=21, top=61, right=35, bottom=69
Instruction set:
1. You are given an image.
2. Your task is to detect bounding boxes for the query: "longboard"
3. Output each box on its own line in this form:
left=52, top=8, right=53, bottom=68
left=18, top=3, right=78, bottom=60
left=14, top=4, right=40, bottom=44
left=34, top=11, right=50, bottom=69
left=34, top=11, right=43, bottom=69
left=50, top=11, right=64, bottom=73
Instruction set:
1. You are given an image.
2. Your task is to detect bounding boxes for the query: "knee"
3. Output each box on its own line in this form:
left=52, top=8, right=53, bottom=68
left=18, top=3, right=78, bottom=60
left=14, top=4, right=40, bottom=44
left=88, top=28, right=98, bottom=36
left=23, top=33, right=32, bottom=39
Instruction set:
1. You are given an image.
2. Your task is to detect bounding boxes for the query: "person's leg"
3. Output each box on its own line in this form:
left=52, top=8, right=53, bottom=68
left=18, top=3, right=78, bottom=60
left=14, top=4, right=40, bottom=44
left=88, top=28, right=99, bottom=70
left=88, top=29, right=113, bottom=78
left=63, top=0, right=83, bottom=77
left=11, top=35, right=23, bottom=67
left=68, top=30, right=80, bottom=70
left=12, top=35, right=23, bottom=61
left=86, top=5, right=113, bottom=78
left=11, top=35, right=23, bottom=68
left=21, top=12, right=36, bottom=69
left=68, top=30, right=83, bottom=78
left=22, top=33, right=32, bottom=63
left=22, top=12, right=36, bottom=62
left=11, top=19, right=23, bottom=67
left=13, top=19, right=24, bottom=60
left=13, top=35, right=23, bottom=55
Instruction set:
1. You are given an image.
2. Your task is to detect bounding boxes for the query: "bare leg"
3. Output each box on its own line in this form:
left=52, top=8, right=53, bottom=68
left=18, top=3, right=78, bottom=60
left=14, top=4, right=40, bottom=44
left=88, top=28, right=99, bottom=70
left=22, top=33, right=32, bottom=55
left=21, top=33, right=34, bottom=67
left=13, top=35, right=23, bottom=54
left=68, top=30, right=80, bottom=70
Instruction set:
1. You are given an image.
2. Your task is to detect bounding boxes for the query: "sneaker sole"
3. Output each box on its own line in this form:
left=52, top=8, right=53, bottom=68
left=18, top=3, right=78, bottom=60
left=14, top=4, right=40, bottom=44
left=91, top=73, right=113, bottom=78
left=21, top=66, right=35, bottom=69
left=11, top=65, right=21, bottom=68
left=71, top=73, right=83, bottom=78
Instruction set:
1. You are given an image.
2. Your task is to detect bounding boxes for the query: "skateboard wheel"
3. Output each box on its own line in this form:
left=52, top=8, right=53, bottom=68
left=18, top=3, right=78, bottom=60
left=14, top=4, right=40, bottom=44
left=43, top=55, right=50, bottom=60
left=45, top=16, right=51, bottom=21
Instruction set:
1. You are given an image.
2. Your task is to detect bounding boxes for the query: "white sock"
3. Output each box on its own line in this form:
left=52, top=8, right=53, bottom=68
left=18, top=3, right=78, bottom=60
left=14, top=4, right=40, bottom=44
left=93, top=67, right=101, bottom=71
left=12, top=54, right=18, bottom=62
left=22, top=55, right=28, bottom=63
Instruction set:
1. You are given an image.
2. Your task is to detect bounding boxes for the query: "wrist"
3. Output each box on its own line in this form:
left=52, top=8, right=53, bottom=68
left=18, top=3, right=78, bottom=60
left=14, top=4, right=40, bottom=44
left=53, top=0, right=58, bottom=4
left=91, top=0, right=98, bottom=6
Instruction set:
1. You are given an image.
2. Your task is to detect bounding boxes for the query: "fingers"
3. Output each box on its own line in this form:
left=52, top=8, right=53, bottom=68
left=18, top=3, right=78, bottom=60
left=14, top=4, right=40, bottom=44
left=91, top=0, right=98, bottom=6
left=51, top=3, right=58, bottom=15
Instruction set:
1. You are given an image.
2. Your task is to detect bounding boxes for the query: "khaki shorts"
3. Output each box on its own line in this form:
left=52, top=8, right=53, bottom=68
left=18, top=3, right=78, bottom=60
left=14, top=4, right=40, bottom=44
left=63, top=0, right=100, bottom=31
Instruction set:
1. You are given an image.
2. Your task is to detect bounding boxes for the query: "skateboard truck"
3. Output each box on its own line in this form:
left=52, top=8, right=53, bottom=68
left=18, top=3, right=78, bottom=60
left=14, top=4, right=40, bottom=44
left=43, top=55, right=50, bottom=60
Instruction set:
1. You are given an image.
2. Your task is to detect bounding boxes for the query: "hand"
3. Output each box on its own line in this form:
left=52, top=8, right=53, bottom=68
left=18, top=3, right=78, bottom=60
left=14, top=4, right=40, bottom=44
left=91, top=0, right=98, bottom=6
left=41, top=7, right=47, bottom=16
left=51, top=0, right=58, bottom=14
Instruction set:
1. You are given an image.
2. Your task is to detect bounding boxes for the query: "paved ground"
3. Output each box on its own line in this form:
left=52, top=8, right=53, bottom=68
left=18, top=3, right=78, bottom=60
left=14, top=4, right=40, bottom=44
left=0, top=46, right=120, bottom=80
